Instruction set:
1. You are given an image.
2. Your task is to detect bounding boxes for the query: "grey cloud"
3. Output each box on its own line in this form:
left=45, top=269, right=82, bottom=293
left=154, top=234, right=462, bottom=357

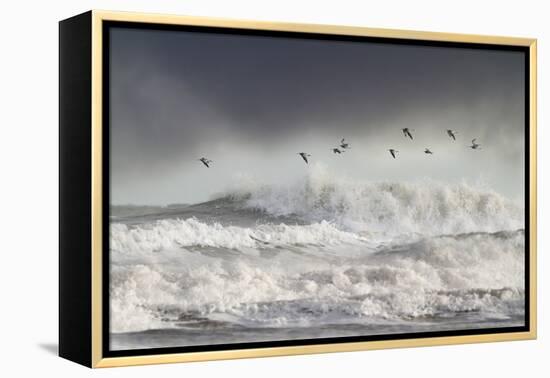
left=109, top=26, right=526, bottom=204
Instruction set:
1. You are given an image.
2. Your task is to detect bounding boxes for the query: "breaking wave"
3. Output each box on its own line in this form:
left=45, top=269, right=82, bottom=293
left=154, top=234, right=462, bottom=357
left=110, top=229, right=525, bottom=333
left=111, top=219, right=372, bottom=254
left=222, top=168, right=524, bottom=236
left=109, top=170, right=525, bottom=335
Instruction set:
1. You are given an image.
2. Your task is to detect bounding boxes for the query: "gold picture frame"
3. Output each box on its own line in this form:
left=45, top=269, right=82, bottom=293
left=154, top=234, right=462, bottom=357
left=59, top=10, right=537, bottom=368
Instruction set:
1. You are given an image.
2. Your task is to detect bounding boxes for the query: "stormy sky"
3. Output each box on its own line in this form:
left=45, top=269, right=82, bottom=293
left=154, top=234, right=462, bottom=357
left=109, top=26, right=526, bottom=205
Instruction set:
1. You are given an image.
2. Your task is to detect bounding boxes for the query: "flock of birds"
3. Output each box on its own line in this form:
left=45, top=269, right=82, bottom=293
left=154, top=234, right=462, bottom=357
left=385, top=128, right=481, bottom=160
left=198, top=128, right=481, bottom=168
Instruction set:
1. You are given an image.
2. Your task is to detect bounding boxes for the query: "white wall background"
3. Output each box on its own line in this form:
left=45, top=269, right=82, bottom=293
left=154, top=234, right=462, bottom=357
left=0, top=0, right=546, bottom=376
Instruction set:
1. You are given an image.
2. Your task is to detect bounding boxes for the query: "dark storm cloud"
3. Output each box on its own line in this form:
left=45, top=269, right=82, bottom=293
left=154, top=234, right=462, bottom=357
left=109, top=26, right=525, bottom=204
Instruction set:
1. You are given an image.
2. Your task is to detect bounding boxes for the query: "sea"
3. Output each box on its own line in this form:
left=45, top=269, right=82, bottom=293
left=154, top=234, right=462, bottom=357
left=109, top=170, right=525, bottom=350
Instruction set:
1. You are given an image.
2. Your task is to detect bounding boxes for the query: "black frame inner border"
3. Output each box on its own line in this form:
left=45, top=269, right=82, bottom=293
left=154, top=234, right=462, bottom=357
left=101, top=20, right=531, bottom=358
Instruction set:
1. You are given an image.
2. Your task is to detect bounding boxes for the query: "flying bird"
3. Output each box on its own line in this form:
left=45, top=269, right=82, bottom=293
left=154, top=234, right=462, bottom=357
left=402, top=128, right=414, bottom=140
left=470, top=139, right=481, bottom=149
left=298, top=152, right=311, bottom=164
left=388, top=149, right=399, bottom=159
left=198, top=157, right=213, bottom=168
left=332, top=148, right=344, bottom=154
left=340, top=138, right=350, bottom=149
left=424, top=148, right=433, bottom=154
left=447, top=129, right=457, bottom=140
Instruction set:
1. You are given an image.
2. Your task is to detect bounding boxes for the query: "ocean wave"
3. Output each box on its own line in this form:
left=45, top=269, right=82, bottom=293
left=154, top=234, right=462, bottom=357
left=221, top=167, right=524, bottom=236
left=110, top=229, right=524, bottom=333
left=110, top=218, right=371, bottom=254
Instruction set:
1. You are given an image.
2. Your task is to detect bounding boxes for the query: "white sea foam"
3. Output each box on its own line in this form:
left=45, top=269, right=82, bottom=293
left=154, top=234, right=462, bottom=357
left=225, top=167, right=524, bottom=236
left=110, top=229, right=525, bottom=333
left=109, top=171, right=525, bottom=333
left=111, top=219, right=371, bottom=254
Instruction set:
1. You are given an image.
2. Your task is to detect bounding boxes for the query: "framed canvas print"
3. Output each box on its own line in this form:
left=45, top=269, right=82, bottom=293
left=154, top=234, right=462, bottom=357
left=59, top=10, right=537, bottom=368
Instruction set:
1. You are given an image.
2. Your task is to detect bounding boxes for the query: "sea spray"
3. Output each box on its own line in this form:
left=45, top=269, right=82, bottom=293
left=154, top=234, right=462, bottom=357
left=227, top=168, right=523, bottom=236
left=109, top=171, right=525, bottom=339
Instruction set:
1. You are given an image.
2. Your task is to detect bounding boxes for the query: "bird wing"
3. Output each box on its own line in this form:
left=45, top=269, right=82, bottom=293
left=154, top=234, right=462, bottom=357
left=472, top=139, right=476, bottom=144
